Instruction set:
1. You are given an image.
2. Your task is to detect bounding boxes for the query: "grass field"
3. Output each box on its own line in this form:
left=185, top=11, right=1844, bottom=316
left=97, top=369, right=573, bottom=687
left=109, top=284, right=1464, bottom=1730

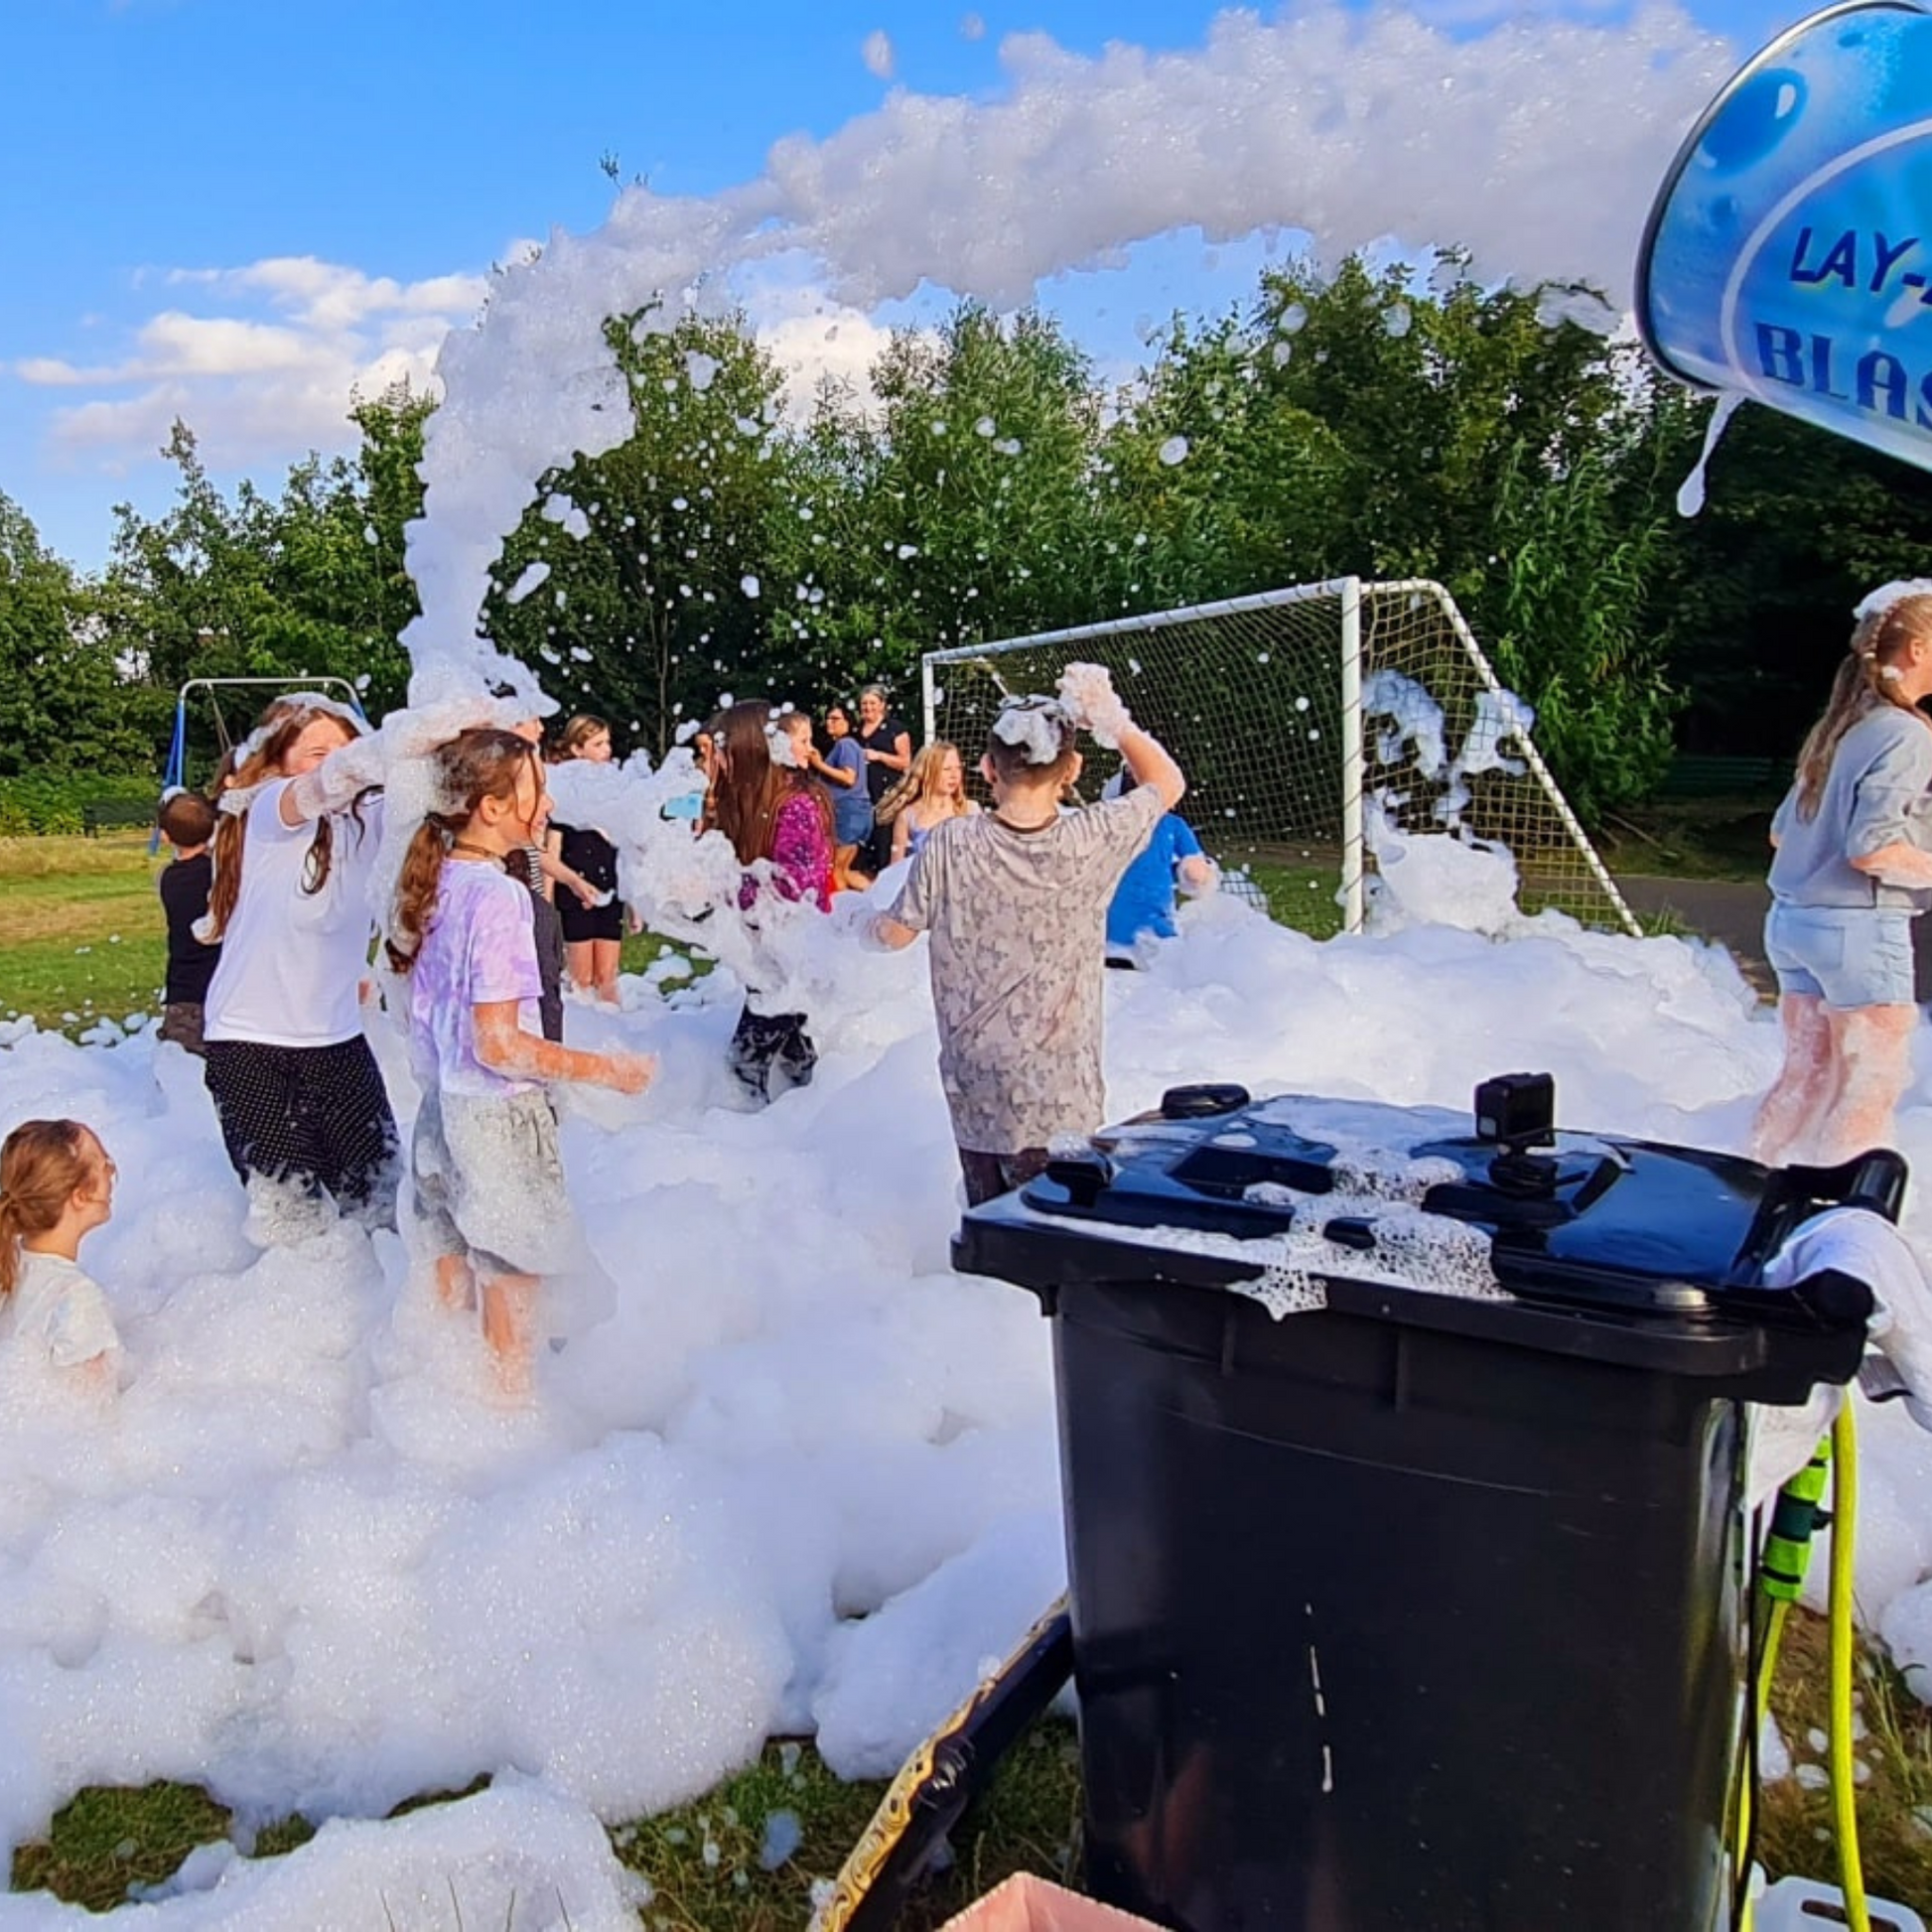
left=0, top=836, right=696, bottom=1036
left=2, top=831, right=1925, bottom=1921
left=0, top=834, right=173, bottom=1035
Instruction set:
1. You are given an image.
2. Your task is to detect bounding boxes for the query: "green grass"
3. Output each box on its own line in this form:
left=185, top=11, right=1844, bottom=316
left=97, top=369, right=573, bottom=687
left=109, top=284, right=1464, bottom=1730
left=0, top=835, right=171, bottom=1033
left=1597, top=796, right=1778, bottom=885
left=9, top=1730, right=1082, bottom=1925
left=1758, top=1609, right=1932, bottom=1915
left=15, top=1660, right=1931, bottom=1924
left=0, top=835, right=710, bottom=1038
left=1212, top=849, right=1346, bottom=940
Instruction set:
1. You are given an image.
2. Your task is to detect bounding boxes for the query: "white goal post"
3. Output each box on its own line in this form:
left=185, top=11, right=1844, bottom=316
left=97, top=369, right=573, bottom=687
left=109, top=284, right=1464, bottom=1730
left=919, top=577, right=1642, bottom=939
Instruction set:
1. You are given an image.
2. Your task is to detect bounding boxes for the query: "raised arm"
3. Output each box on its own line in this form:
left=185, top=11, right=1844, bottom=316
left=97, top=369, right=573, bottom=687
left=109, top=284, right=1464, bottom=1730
left=279, top=732, right=387, bottom=827
left=1115, top=721, right=1185, bottom=813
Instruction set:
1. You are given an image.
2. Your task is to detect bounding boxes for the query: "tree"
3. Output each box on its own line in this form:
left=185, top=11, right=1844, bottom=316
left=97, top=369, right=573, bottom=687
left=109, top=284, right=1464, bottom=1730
left=0, top=492, right=147, bottom=775
left=97, top=391, right=427, bottom=771
left=480, top=308, right=802, bottom=758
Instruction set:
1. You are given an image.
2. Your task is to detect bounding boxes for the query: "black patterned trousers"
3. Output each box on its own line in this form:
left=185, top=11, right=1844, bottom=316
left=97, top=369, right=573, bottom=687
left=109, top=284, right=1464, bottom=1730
left=203, top=1035, right=400, bottom=1226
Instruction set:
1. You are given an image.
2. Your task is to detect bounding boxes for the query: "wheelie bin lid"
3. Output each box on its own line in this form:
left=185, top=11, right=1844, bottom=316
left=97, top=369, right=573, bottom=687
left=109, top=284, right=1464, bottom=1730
left=952, top=1077, right=1893, bottom=1400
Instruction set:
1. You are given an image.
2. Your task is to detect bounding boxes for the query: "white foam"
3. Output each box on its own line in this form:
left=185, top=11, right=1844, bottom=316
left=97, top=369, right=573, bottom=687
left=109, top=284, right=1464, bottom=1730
left=17, top=690, right=1932, bottom=1914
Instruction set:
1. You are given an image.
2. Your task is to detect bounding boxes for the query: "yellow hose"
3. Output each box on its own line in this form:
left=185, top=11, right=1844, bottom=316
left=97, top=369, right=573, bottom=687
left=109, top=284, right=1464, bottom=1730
left=1735, top=1592, right=1793, bottom=1900
left=1830, top=1402, right=1870, bottom=1932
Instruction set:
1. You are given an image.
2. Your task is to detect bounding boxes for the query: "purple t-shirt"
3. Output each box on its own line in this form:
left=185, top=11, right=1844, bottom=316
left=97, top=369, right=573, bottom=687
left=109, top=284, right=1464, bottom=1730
left=405, top=860, right=545, bottom=1098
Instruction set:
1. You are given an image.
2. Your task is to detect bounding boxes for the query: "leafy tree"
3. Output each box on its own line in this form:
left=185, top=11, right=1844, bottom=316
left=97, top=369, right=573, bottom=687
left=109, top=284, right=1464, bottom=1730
left=0, top=492, right=147, bottom=776
left=1643, top=393, right=1932, bottom=759
left=778, top=306, right=1118, bottom=708
left=480, top=308, right=800, bottom=758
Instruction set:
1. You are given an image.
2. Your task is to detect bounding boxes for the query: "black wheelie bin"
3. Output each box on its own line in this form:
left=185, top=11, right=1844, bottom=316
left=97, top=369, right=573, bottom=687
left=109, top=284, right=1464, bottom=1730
left=953, top=1074, right=1892, bottom=1932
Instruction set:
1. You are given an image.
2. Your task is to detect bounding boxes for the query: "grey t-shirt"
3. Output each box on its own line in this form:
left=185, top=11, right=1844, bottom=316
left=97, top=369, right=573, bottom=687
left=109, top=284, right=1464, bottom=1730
left=1769, top=706, right=1932, bottom=913
left=889, top=786, right=1165, bottom=1155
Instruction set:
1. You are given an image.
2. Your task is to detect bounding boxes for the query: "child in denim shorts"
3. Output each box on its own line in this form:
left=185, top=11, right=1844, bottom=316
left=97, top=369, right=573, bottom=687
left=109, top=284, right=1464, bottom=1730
left=1754, top=586, right=1932, bottom=1167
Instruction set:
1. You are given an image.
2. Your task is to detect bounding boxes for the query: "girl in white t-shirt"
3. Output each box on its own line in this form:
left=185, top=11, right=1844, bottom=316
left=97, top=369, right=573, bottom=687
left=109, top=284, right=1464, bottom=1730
left=386, top=729, right=656, bottom=1400
left=200, top=697, right=399, bottom=1228
left=0, top=1119, right=121, bottom=1394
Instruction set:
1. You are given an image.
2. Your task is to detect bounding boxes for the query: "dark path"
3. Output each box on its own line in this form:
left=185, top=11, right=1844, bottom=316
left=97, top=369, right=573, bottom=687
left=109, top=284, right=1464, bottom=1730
left=1616, top=874, right=1932, bottom=1003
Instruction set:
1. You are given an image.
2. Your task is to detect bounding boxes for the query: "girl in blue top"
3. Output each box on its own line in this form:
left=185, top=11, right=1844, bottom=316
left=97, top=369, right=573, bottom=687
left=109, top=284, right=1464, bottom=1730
left=882, top=741, right=979, bottom=868
left=1753, top=588, right=1932, bottom=1167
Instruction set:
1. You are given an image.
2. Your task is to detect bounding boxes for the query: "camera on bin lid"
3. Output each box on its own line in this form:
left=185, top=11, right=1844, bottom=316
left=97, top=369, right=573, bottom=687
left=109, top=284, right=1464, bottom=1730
left=1475, top=1072, right=1559, bottom=1196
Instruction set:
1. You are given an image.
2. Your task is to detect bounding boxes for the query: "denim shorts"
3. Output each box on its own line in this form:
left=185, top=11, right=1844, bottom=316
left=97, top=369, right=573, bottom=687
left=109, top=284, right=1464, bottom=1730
left=1763, top=901, right=1916, bottom=1008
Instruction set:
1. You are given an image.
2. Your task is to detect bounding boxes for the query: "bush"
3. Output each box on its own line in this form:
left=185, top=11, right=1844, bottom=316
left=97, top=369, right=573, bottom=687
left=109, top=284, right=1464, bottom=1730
left=0, top=772, right=163, bottom=837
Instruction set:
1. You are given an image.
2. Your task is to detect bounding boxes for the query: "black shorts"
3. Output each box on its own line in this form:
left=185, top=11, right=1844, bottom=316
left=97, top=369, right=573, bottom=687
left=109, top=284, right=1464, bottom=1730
left=203, top=1034, right=399, bottom=1225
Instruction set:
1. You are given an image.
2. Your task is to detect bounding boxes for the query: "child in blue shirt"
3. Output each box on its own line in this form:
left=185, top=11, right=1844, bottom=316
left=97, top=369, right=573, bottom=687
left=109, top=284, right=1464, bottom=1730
left=1104, top=768, right=1218, bottom=961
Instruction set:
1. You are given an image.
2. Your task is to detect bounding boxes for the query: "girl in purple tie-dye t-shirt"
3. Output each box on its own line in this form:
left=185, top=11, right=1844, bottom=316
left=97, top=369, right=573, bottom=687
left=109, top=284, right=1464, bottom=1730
left=386, top=730, right=655, bottom=1401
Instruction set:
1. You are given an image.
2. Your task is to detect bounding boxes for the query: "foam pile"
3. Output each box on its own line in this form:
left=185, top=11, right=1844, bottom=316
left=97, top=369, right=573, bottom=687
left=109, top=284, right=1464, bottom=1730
left=8, top=877, right=1932, bottom=1916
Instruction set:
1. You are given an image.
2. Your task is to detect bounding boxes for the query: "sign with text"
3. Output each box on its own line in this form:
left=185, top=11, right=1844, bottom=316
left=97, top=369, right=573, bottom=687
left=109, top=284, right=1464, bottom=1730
left=1639, top=0, right=1932, bottom=471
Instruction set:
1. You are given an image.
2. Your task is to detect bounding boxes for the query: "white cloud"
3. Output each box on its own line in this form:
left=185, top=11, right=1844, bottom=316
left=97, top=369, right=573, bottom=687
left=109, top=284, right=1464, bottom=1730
left=862, top=29, right=896, bottom=80
left=20, top=255, right=488, bottom=469
left=960, top=13, right=986, bottom=42
left=736, top=272, right=902, bottom=418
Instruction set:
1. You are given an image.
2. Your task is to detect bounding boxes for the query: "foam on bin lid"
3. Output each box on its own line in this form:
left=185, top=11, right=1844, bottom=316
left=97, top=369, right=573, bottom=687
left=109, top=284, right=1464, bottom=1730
left=1009, top=1188, right=1510, bottom=1311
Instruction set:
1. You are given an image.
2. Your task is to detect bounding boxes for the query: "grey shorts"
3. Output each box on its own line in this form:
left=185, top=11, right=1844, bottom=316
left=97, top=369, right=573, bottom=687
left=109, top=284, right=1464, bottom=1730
left=1764, top=902, right=1916, bottom=1008
left=409, top=1087, right=576, bottom=1278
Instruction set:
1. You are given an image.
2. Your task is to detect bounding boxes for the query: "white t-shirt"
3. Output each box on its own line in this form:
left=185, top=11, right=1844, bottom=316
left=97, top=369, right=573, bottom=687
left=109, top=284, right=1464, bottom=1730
left=8, top=1250, right=119, bottom=1369
left=204, top=781, right=384, bottom=1047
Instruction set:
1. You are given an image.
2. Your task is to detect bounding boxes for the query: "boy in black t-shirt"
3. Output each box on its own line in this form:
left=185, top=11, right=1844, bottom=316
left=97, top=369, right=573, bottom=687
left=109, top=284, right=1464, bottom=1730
left=156, top=790, right=221, bottom=1055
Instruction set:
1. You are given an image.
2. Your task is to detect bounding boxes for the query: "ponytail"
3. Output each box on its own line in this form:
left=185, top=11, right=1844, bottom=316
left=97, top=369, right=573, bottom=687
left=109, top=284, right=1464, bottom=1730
left=385, top=815, right=462, bottom=975
left=1794, top=594, right=1932, bottom=820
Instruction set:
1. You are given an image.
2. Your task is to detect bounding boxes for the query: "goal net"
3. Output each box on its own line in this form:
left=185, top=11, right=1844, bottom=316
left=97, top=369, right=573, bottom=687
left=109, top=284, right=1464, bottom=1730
left=920, top=578, right=1640, bottom=938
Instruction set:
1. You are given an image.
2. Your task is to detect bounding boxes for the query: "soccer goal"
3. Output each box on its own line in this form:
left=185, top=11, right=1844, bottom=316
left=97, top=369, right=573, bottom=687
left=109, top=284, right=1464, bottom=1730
left=920, top=577, right=1641, bottom=938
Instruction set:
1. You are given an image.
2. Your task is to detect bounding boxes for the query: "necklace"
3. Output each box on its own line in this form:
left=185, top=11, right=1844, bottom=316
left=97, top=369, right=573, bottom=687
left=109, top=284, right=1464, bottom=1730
left=451, top=838, right=501, bottom=861
left=994, top=809, right=1057, bottom=833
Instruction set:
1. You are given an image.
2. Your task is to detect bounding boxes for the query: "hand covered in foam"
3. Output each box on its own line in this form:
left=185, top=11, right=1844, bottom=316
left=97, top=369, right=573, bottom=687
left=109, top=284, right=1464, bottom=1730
left=1055, top=661, right=1133, bottom=749
left=829, top=896, right=899, bottom=951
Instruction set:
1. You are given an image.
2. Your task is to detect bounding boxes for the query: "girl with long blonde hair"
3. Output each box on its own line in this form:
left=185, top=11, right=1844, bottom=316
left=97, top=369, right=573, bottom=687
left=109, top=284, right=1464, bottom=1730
left=877, top=740, right=978, bottom=868
left=1753, top=589, right=1932, bottom=1166
left=389, top=728, right=655, bottom=1400
left=0, top=1119, right=121, bottom=1389
left=199, top=696, right=398, bottom=1228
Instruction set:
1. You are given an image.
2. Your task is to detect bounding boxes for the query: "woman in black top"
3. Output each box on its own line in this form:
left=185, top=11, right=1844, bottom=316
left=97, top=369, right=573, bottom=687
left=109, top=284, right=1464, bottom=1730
left=855, top=683, right=912, bottom=875
left=544, top=714, right=625, bottom=1007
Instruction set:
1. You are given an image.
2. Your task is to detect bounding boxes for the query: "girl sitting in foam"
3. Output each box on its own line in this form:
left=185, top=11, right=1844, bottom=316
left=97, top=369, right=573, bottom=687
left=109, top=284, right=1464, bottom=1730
left=385, top=729, right=656, bottom=1402
left=0, top=1120, right=122, bottom=1396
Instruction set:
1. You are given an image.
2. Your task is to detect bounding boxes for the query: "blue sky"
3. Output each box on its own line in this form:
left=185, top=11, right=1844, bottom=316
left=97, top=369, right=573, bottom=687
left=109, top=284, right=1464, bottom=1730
left=4, top=0, right=1793, bottom=570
